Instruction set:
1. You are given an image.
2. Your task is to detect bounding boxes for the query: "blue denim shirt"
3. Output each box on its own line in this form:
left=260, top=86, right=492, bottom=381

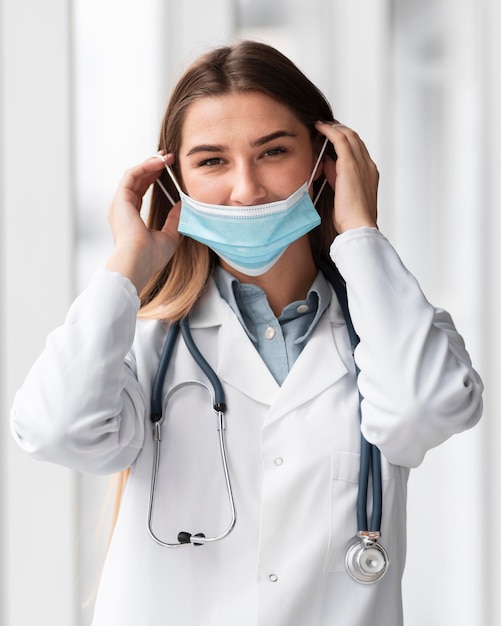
left=214, top=266, right=331, bottom=385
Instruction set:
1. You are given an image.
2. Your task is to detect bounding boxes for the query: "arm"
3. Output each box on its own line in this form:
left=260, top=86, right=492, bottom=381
left=331, top=227, right=483, bottom=467
left=11, top=154, right=181, bottom=474
left=315, top=121, right=483, bottom=467
left=11, top=270, right=146, bottom=474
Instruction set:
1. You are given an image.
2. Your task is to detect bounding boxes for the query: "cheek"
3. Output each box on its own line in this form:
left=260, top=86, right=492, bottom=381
left=180, top=169, right=228, bottom=203
left=177, top=163, right=199, bottom=196
left=259, top=153, right=315, bottom=193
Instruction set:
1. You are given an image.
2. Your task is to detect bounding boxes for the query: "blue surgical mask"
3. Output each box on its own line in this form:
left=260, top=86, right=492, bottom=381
left=158, top=138, right=328, bottom=276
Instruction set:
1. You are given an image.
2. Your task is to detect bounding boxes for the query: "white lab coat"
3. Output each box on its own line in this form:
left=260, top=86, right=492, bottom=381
left=11, top=228, right=483, bottom=626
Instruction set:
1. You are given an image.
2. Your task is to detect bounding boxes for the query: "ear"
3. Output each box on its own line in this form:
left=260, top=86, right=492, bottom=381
left=313, top=162, right=324, bottom=181
left=312, top=134, right=328, bottom=181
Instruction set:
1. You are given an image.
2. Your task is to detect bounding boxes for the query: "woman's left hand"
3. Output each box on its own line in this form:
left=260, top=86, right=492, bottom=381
left=314, top=121, right=379, bottom=234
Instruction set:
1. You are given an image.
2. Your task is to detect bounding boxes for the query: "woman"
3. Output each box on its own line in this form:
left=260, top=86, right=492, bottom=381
left=11, top=40, right=483, bottom=625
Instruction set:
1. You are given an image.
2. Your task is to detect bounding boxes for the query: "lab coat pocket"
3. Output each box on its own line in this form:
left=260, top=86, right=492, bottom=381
left=323, top=450, right=394, bottom=573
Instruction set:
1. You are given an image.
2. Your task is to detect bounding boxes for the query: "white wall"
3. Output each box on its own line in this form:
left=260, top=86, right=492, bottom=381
left=1, top=0, right=497, bottom=624
left=0, top=1, right=77, bottom=624
left=390, top=1, right=487, bottom=623
left=481, top=0, right=501, bottom=622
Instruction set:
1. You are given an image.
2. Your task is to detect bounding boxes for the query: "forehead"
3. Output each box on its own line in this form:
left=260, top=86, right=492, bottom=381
left=179, top=91, right=309, bottom=151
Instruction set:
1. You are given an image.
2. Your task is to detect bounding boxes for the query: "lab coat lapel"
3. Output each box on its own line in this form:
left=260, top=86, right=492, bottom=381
left=217, top=307, right=280, bottom=406
left=189, top=279, right=349, bottom=411
left=190, top=280, right=280, bottom=407
left=268, top=290, right=350, bottom=423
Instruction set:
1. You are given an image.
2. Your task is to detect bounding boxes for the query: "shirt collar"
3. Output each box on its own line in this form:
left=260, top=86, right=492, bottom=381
left=214, top=265, right=331, bottom=344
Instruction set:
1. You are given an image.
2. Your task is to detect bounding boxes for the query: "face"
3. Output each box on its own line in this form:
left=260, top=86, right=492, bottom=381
left=177, top=91, right=319, bottom=206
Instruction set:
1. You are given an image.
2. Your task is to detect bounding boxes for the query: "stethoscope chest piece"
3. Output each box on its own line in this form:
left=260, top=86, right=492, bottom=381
left=345, top=532, right=389, bottom=584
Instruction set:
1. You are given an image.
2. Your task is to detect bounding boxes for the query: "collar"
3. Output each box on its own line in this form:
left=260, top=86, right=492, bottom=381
left=214, top=265, right=331, bottom=344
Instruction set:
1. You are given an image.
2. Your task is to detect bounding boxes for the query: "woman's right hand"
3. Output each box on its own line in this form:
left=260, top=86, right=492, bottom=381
left=105, top=153, right=181, bottom=293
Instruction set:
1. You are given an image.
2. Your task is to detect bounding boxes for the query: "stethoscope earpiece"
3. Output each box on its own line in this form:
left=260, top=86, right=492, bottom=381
left=345, top=533, right=389, bottom=584
left=178, top=531, right=206, bottom=546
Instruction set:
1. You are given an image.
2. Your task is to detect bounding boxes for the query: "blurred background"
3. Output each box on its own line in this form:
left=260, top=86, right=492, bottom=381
left=1, top=0, right=499, bottom=624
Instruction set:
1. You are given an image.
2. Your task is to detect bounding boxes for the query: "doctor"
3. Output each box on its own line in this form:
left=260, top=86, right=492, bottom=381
left=11, top=40, right=483, bottom=626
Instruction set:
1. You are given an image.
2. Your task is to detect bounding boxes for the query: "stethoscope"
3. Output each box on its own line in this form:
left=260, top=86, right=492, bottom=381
left=147, top=264, right=388, bottom=584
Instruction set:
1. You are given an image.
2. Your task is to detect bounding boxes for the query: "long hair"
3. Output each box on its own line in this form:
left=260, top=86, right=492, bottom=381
left=111, top=41, right=338, bottom=533
left=139, top=40, right=336, bottom=321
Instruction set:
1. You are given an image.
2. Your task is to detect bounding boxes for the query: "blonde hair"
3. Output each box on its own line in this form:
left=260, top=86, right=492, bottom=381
left=139, top=237, right=215, bottom=320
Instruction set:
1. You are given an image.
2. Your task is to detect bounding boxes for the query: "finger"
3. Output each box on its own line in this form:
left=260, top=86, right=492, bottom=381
left=315, top=121, right=371, bottom=163
left=322, top=154, right=337, bottom=185
left=338, top=128, right=372, bottom=163
left=153, top=151, right=176, bottom=167
left=124, top=153, right=175, bottom=191
left=161, top=201, right=181, bottom=235
left=116, top=153, right=176, bottom=208
left=314, top=123, right=356, bottom=169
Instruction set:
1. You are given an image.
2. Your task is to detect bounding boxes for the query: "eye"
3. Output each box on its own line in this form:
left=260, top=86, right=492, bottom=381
left=262, top=146, right=287, bottom=158
left=197, top=157, right=225, bottom=168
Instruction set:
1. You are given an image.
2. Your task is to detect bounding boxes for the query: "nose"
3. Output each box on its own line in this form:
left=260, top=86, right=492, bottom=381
left=229, top=162, right=267, bottom=206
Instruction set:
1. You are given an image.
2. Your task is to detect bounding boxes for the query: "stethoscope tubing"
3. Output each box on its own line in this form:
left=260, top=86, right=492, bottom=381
left=147, top=265, right=385, bottom=574
left=150, top=321, right=181, bottom=422
left=147, top=320, right=236, bottom=547
left=358, top=436, right=383, bottom=533
left=320, top=263, right=383, bottom=535
left=179, top=319, right=226, bottom=411
left=147, top=380, right=236, bottom=547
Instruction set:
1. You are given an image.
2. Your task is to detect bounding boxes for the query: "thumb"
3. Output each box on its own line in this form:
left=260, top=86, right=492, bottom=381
left=161, top=202, right=181, bottom=237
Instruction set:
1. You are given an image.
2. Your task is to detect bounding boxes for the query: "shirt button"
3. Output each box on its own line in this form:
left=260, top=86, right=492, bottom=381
left=264, top=326, right=276, bottom=340
left=296, top=304, right=309, bottom=313
left=269, top=574, right=279, bottom=583
left=274, top=457, right=284, bottom=466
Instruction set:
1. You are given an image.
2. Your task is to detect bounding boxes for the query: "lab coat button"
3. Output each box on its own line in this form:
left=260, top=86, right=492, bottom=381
left=296, top=304, right=309, bottom=313
left=269, top=574, right=278, bottom=582
left=264, top=326, right=276, bottom=340
left=274, top=457, right=284, bottom=466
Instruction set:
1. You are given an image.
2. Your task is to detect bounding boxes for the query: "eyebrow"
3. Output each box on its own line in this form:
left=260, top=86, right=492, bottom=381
left=253, top=130, right=297, bottom=147
left=185, top=130, right=298, bottom=157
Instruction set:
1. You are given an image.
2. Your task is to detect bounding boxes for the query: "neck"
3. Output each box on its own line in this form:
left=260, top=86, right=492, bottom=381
left=220, top=237, right=317, bottom=316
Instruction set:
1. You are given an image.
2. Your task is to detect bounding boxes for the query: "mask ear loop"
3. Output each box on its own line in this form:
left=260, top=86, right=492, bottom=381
left=308, top=137, right=329, bottom=206
left=156, top=178, right=176, bottom=206
left=313, top=179, right=329, bottom=207
left=154, top=154, right=183, bottom=207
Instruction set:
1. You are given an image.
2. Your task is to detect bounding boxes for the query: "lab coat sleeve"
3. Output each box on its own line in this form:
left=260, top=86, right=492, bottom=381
left=330, top=227, right=483, bottom=468
left=10, top=269, right=146, bottom=474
